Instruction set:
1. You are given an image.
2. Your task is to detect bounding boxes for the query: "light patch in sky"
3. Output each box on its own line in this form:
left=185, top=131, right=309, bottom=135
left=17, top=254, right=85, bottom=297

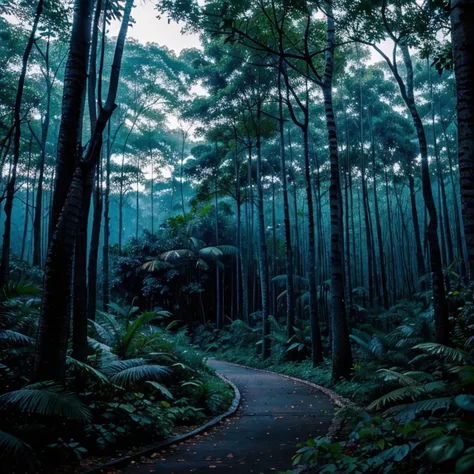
left=109, top=2, right=201, bottom=53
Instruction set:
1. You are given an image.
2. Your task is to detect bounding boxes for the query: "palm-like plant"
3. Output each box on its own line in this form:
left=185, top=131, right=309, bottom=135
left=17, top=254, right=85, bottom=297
left=0, top=381, right=92, bottom=472
left=89, top=302, right=173, bottom=359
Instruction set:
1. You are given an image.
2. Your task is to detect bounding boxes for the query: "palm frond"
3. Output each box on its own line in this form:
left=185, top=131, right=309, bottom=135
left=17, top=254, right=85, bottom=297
left=0, top=329, right=35, bottom=346
left=0, top=430, right=36, bottom=472
left=0, top=382, right=92, bottom=422
left=146, top=381, right=173, bottom=399
left=110, top=363, right=171, bottom=388
left=414, top=343, right=468, bottom=363
left=376, top=369, right=420, bottom=386
left=368, top=385, right=426, bottom=410
left=141, top=260, right=173, bottom=272
left=66, top=357, right=110, bottom=386
left=349, top=335, right=371, bottom=354
left=160, top=249, right=197, bottom=262
left=384, top=397, right=453, bottom=423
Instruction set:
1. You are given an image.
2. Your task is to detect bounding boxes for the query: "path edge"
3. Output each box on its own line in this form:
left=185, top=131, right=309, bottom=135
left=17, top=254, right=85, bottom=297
left=80, top=372, right=241, bottom=474
left=206, top=359, right=357, bottom=474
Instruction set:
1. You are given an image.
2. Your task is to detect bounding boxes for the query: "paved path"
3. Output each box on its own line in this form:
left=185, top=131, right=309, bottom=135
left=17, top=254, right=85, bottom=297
left=122, top=360, right=334, bottom=474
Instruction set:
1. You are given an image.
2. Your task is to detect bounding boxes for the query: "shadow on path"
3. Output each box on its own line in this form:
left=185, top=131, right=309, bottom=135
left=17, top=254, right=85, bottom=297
left=122, top=360, right=334, bottom=474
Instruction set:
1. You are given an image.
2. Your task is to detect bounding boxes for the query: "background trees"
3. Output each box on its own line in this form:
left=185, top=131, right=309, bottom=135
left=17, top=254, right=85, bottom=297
left=0, top=0, right=473, bottom=470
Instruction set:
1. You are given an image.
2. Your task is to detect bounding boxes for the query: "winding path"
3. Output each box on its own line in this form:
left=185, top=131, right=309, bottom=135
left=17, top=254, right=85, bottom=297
left=122, top=360, right=335, bottom=474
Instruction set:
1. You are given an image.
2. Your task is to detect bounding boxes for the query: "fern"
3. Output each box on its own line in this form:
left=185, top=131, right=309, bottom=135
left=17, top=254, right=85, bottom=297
left=66, top=356, right=110, bottom=386
left=0, top=382, right=92, bottom=422
left=368, top=385, right=426, bottom=410
left=103, top=359, right=171, bottom=387
left=0, top=430, right=36, bottom=472
left=384, top=397, right=453, bottom=423
left=0, top=329, right=35, bottom=346
left=414, top=343, right=468, bottom=363
left=376, top=369, right=421, bottom=386
left=146, top=381, right=173, bottom=399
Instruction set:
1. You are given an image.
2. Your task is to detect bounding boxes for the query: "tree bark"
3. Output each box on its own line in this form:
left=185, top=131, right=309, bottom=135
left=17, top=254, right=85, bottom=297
left=451, top=0, right=474, bottom=280
left=0, top=0, right=44, bottom=285
left=35, top=0, right=135, bottom=381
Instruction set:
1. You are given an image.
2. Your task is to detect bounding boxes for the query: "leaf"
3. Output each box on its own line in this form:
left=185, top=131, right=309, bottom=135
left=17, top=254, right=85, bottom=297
left=428, top=435, right=464, bottom=464
left=0, top=329, right=35, bottom=346
left=106, top=361, right=171, bottom=388
left=0, top=383, right=92, bottom=422
left=414, top=343, right=467, bottom=363
left=0, top=430, right=36, bottom=471
left=456, top=453, right=474, bottom=473
left=455, top=394, right=474, bottom=412
left=367, top=444, right=410, bottom=468
left=160, top=249, right=197, bottom=262
left=66, top=357, right=110, bottom=386
left=146, top=381, right=173, bottom=399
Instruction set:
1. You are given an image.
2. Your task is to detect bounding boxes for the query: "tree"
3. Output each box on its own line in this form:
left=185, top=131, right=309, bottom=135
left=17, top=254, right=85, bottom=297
left=451, top=0, right=474, bottom=281
left=35, top=0, right=135, bottom=381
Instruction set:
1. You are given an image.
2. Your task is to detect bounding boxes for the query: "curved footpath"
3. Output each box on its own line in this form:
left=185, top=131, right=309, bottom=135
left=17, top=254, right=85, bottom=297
left=122, top=360, right=335, bottom=474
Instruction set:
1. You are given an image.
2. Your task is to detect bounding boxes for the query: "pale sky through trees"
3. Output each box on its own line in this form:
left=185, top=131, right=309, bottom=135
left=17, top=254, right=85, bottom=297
left=109, top=2, right=201, bottom=53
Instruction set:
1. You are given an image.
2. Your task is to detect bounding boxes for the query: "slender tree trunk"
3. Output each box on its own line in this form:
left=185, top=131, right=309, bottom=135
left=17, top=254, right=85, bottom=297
left=102, top=121, right=111, bottom=310
left=399, top=45, right=449, bottom=343
left=0, top=0, right=44, bottom=285
left=34, top=66, right=52, bottom=267
left=88, top=162, right=103, bottom=322
left=21, top=137, right=33, bottom=262
left=369, top=110, right=389, bottom=309
left=343, top=109, right=353, bottom=316
left=451, top=0, right=474, bottom=280
left=49, top=0, right=94, bottom=240
left=35, top=0, right=134, bottom=381
left=441, top=111, right=467, bottom=275
left=72, top=0, right=103, bottom=362
left=278, top=67, right=295, bottom=339
left=323, top=4, right=352, bottom=377
left=255, top=100, right=271, bottom=359
left=385, top=170, right=397, bottom=302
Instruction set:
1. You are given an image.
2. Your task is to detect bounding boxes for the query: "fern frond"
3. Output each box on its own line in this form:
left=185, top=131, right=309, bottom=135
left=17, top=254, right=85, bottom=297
left=66, top=357, right=110, bottom=385
left=384, top=397, right=453, bottom=423
left=368, top=385, right=425, bottom=410
left=110, top=364, right=171, bottom=387
left=349, top=335, right=371, bottom=354
left=0, top=430, right=36, bottom=472
left=376, top=369, right=420, bottom=386
left=414, top=343, right=468, bottom=363
left=146, top=381, right=173, bottom=399
left=0, top=329, right=35, bottom=346
left=0, top=382, right=91, bottom=422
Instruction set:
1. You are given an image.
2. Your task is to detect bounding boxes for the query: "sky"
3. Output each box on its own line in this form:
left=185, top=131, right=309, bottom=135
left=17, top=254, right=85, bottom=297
left=109, top=2, right=201, bottom=53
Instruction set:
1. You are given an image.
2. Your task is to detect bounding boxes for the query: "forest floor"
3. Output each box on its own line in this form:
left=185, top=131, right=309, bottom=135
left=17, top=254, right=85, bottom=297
left=121, top=360, right=335, bottom=474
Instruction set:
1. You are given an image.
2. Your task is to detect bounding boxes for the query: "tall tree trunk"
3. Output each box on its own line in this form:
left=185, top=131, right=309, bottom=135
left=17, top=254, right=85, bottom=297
left=278, top=66, right=295, bottom=339
left=399, top=45, right=449, bottom=343
left=451, top=0, right=474, bottom=280
left=88, top=164, right=103, bottom=322
left=323, top=3, right=353, bottom=378
left=369, top=109, right=389, bottom=309
left=72, top=0, right=103, bottom=362
left=21, top=137, right=33, bottom=262
left=35, top=0, right=134, bottom=381
left=255, top=100, right=271, bottom=359
left=0, top=0, right=44, bottom=285
left=34, top=51, right=52, bottom=267
left=49, top=0, right=94, bottom=240
left=102, top=121, right=111, bottom=310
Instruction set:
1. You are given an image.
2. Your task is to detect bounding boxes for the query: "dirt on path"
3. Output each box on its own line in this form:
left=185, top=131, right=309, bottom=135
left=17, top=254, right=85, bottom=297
left=121, top=360, right=334, bottom=474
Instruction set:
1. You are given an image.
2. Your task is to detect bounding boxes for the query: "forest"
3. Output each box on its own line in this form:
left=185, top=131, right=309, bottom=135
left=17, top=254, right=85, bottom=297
left=0, top=0, right=473, bottom=473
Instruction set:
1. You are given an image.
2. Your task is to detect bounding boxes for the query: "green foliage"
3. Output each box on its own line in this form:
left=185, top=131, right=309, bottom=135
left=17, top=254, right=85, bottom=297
left=0, top=288, right=233, bottom=471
